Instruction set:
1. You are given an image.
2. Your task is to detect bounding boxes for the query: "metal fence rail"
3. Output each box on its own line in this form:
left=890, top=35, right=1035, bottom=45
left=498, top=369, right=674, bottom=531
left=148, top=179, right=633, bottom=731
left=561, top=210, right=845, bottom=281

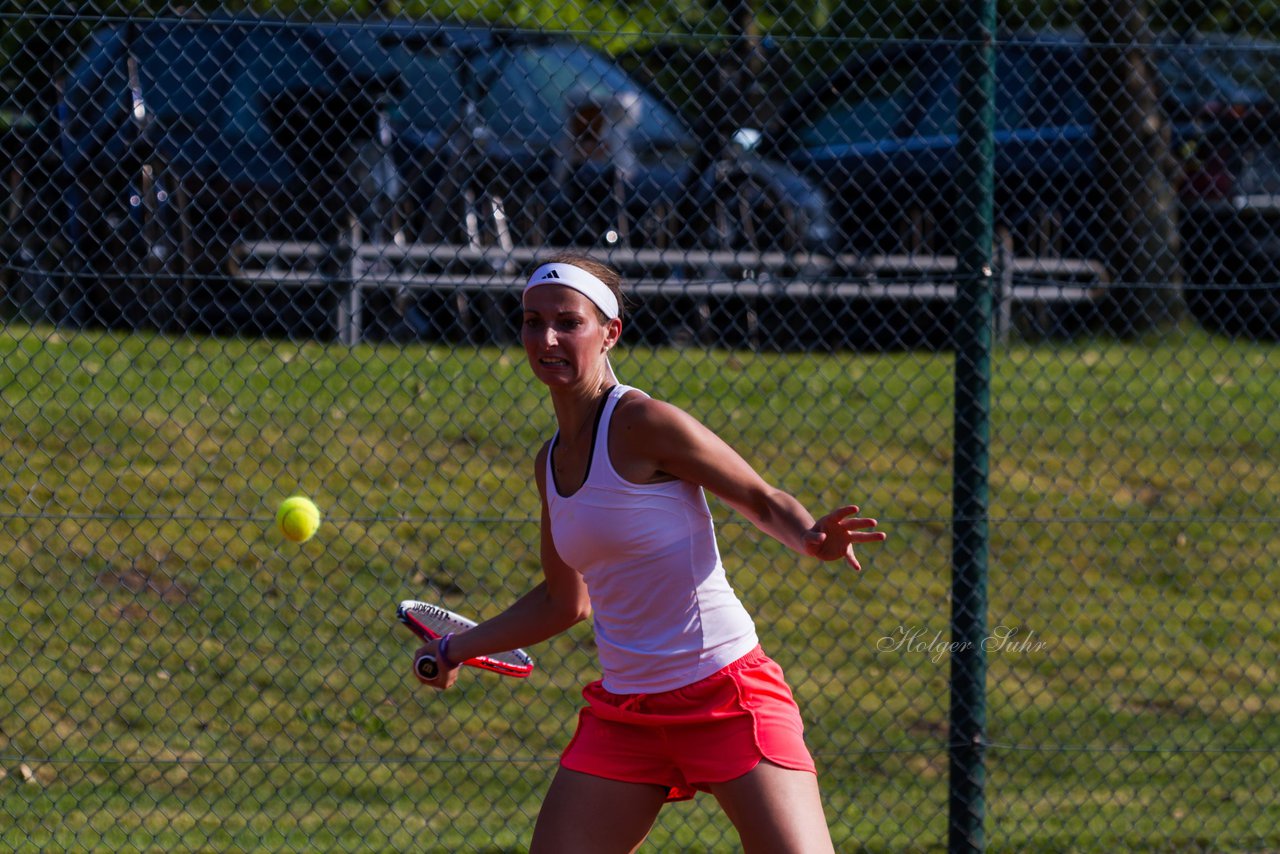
left=2, top=2, right=1278, bottom=852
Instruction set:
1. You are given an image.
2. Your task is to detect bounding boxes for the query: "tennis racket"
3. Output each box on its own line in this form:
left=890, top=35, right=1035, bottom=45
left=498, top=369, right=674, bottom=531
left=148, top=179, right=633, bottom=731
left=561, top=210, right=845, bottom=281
left=397, top=599, right=534, bottom=679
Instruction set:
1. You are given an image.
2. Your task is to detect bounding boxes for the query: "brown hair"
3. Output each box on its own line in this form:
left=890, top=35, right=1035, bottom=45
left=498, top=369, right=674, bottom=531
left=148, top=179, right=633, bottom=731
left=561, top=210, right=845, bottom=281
left=529, top=252, right=627, bottom=322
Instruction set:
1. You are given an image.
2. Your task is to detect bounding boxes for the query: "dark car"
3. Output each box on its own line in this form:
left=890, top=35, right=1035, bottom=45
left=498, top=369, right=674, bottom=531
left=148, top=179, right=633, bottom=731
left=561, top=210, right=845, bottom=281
left=1177, top=110, right=1280, bottom=339
left=757, top=30, right=1280, bottom=338
left=1162, top=36, right=1280, bottom=339
left=5, top=16, right=834, bottom=338
left=757, top=34, right=1100, bottom=263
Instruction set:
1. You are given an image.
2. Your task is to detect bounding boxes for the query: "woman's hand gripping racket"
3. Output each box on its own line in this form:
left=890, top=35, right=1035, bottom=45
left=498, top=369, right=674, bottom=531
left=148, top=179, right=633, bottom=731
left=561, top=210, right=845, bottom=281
left=397, top=600, right=534, bottom=679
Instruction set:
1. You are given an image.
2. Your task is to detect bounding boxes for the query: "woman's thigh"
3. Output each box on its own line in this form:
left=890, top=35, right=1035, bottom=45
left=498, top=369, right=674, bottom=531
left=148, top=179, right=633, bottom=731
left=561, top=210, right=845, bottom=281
left=530, top=767, right=669, bottom=854
left=707, top=760, right=836, bottom=854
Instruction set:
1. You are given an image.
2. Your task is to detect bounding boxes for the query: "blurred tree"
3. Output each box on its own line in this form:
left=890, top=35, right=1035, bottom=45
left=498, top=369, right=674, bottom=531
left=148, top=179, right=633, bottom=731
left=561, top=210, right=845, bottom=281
left=1082, top=0, right=1183, bottom=333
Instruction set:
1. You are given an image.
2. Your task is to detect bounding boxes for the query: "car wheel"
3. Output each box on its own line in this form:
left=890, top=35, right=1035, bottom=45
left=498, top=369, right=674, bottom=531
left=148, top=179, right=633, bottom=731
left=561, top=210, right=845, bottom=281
left=3, top=157, right=68, bottom=325
left=1185, top=269, right=1280, bottom=342
left=3, top=241, right=64, bottom=325
left=1181, top=216, right=1280, bottom=341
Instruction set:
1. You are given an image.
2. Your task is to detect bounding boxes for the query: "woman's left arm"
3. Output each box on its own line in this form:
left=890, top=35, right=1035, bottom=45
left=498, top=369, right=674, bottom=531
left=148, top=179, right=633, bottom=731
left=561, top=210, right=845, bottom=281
left=613, top=397, right=886, bottom=570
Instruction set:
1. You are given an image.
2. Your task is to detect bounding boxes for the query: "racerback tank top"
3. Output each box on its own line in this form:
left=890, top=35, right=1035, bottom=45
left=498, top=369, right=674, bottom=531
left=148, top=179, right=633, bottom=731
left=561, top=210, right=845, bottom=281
left=546, top=384, right=758, bottom=693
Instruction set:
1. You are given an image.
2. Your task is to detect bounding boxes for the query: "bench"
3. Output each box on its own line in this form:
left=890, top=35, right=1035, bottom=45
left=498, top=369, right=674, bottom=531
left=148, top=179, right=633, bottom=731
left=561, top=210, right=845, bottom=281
left=228, top=239, right=1109, bottom=347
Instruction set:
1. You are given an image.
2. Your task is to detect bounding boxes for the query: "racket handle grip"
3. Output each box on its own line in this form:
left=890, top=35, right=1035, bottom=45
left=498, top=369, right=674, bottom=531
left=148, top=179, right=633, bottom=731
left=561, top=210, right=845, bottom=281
left=414, top=653, right=438, bottom=679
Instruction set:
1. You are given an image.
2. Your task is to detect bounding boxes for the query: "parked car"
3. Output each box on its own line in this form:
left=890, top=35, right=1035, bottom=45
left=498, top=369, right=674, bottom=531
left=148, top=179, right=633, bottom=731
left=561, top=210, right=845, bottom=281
left=755, top=30, right=1280, bottom=339
left=6, top=15, right=834, bottom=338
left=756, top=34, right=1101, bottom=264
left=1177, top=109, right=1280, bottom=339
left=1161, top=35, right=1280, bottom=340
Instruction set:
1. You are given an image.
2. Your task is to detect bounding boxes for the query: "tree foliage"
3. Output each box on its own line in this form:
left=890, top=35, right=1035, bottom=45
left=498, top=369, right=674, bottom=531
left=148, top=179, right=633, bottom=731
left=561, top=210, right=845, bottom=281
left=8, top=0, right=1280, bottom=110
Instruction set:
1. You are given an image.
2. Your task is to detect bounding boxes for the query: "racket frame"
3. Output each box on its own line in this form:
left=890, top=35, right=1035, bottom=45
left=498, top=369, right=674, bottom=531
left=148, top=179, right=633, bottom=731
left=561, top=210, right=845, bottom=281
left=397, top=600, right=534, bottom=678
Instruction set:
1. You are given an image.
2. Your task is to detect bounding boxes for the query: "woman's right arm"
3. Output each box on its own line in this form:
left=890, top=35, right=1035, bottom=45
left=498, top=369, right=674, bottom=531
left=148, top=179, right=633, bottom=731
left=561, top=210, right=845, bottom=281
left=414, top=443, right=590, bottom=689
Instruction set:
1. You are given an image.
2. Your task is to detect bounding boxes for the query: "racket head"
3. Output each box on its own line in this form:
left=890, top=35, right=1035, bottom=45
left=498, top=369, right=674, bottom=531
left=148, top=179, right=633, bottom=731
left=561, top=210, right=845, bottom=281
left=397, top=600, right=535, bottom=678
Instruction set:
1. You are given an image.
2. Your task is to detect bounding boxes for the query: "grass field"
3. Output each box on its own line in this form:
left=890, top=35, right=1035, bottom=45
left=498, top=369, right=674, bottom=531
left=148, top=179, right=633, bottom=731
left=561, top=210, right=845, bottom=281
left=0, top=321, right=1276, bottom=852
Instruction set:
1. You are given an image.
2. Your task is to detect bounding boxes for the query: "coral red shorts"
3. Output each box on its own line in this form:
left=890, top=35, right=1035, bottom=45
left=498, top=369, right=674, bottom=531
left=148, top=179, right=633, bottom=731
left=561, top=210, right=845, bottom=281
left=559, top=646, right=817, bottom=802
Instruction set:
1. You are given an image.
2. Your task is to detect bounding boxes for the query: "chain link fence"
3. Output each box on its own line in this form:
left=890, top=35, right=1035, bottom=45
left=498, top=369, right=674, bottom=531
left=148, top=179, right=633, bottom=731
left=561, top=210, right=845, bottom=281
left=2, top=1, right=1278, bottom=851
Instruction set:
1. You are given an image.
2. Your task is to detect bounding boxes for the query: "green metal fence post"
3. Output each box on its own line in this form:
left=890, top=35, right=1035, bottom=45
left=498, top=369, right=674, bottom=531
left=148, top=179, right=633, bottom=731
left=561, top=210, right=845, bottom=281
left=950, top=0, right=996, bottom=851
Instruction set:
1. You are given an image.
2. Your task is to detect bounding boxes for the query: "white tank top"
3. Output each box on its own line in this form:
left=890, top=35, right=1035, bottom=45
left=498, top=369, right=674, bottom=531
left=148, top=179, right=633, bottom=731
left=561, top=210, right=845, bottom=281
left=545, top=385, right=758, bottom=694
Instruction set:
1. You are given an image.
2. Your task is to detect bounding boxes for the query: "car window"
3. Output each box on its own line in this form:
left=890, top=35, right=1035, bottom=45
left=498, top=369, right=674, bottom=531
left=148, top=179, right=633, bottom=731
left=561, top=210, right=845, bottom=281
left=797, top=42, right=1092, bottom=148
left=1001, top=45, right=1091, bottom=129
left=1155, top=41, right=1271, bottom=116
left=330, top=30, right=462, bottom=129
left=221, top=28, right=337, bottom=184
left=135, top=24, right=231, bottom=127
left=1199, top=39, right=1280, bottom=95
left=474, top=47, right=542, bottom=142
left=797, top=55, right=948, bottom=146
left=231, top=28, right=334, bottom=110
left=63, top=27, right=131, bottom=143
left=919, top=46, right=1090, bottom=134
left=395, top=52, right=462, bottom=129
left=477, top=43, right=689, bottom=150
left=1156, top=49, right=1236, bottom=111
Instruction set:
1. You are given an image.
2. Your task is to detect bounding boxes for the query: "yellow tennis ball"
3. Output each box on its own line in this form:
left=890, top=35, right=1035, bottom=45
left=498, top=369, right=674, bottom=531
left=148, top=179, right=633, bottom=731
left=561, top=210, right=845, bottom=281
left=277, top=496, right=321, bottom=543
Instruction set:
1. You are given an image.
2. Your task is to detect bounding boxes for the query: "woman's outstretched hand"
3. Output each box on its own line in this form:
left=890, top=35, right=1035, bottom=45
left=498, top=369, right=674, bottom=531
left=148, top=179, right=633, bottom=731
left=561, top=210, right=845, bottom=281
left=803, top=505, right=887, bottom=571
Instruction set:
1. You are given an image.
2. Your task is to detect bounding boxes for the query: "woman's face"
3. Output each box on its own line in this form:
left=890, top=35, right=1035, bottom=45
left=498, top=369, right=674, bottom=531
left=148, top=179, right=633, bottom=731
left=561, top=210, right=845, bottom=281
left=521, top=284, right=619, bottom=390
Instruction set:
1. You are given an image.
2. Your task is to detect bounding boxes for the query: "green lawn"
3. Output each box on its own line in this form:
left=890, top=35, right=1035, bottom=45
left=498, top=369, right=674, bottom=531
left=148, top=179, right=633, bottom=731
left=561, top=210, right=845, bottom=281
left=0, top=322, right=1276, bottom=852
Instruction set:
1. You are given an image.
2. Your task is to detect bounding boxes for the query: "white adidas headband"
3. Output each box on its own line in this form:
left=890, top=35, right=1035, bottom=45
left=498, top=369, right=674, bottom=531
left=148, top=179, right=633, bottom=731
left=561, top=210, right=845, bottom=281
left=523, top=263, right=619, bottom=320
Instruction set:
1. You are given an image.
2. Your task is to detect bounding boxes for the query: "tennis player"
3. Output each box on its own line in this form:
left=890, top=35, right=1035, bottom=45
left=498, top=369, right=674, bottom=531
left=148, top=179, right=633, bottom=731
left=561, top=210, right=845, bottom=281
left=414, top=252, right=886, bottom=853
